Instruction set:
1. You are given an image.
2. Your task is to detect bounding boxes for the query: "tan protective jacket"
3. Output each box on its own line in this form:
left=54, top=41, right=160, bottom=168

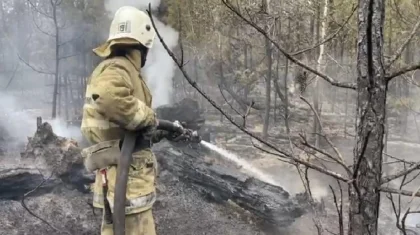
left=81, top=46, right=157, bottom=215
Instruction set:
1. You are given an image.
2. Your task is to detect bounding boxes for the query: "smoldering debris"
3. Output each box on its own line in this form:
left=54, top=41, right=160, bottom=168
left=0, top=99, right=313, bottom=234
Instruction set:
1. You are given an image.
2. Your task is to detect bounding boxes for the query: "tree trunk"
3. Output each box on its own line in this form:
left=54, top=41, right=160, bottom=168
left=283, top=59, right=290, bottom=135
left=244, top=44, right=250, bottom=101
left=312, top=0, right=329, bottom=147
left=348, top=1, right=386, bottom=234
left=57, top=76, right=61, bottom=117
left=64, top=74, right=69, bottom=122
left=262, top=0, right=272, bottom=140
left=342, top=39, right=349, bottom=138
left=68, top=76, right=76, bottom=113
left=384, top=12, right=392, bottom=160
left=51, top=4, right=60, bottom=119
left=401, top=42, right=411, bottom=135
left=194, top=57, right=199, bottom=100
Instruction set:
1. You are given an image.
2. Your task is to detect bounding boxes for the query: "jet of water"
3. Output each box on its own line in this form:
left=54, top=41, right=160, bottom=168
left=200, top=140, right=278, bottom=186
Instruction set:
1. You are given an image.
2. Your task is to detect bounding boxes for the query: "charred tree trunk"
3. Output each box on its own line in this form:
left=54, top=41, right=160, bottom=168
left=348, top=1, right=386, bottom=234
left=384, top=12, right=392, bottom=158
left=282, top=18, right=291, bottom=134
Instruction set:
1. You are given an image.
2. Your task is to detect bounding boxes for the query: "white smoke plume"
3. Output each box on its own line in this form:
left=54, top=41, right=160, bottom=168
left=105, top=0, right=162, bottom=12
left=0, top=93, right=82, bottom=143
left=104, top=0, right=179, bottom=108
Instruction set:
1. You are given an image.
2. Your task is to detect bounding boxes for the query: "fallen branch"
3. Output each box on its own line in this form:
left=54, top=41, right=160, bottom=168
left=21, top=172, right=71, bottom=235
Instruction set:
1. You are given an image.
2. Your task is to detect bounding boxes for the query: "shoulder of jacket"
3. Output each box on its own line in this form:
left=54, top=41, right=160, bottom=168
left=100, top=57, right=130, bottom=69
left=96, top=57, right=132, bottom=76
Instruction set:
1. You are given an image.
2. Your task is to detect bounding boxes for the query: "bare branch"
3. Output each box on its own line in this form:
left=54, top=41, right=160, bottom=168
left=386, top=63, right=420, bottom=82
left=386, top=19, right=420, bottom=69
left=59, top=52, right=85, bottom=60
left=299, top=133, right=349, bottom=170
left=380, top=186, right=420, bottom=197
left=300, top=96, right=348, bottom=169
left=218, top=84, right=243, bottom=116
left=147, top=5, right=350, bottom=183
left=27, top=0, right=53, bottom=19
left=31, top=11, right=55, bottom=37
left=221, top=0, right=357, bottom=90
left=296, top=165, right=324, bottom=234
left=250, top=139, right=293, bottom=164
left=382, top=162, right=420, bottom=184
left=291, top=4, right=358, bottom=56
left=17, top=53, right=54, bottom=75
left=3, top=64, right=20, bottom=90
left=21, top=172, right=71, bottom=235
left=58, top=32, right=85, bottom=47
left=329, top=184, right=344, bottom=235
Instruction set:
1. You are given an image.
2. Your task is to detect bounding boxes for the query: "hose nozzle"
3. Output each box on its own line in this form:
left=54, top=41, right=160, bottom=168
left=157, top=119, right=202, bottom=143
left=188, top=130, right=202, bottom=143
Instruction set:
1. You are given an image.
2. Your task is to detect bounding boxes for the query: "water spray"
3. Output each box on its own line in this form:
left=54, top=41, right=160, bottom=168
left=156, top=120, right=277, bottom=186
left=199, top=141, right=278, bottom=186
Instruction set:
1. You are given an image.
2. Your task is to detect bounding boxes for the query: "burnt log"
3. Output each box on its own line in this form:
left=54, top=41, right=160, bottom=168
left=154, top=142, right=306, bottom=227
left=0, top=99, right=308, bottom=230
left=0, top=122, right=92, bottom=200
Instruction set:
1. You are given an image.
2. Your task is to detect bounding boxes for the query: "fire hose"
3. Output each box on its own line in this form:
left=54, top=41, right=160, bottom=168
left=113, top=119, right=201, bottom=235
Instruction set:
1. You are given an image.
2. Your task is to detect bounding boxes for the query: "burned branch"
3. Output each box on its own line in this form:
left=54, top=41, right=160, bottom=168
left=21, top=171, right=71, bottom=235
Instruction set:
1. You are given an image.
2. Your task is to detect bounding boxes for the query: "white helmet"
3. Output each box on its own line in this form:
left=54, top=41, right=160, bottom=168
left=107, top=6, right=156, bottom=49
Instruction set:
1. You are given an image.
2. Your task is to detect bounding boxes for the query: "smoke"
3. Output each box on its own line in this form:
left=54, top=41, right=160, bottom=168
left=142, top=21, right=179, bottom=108
left=104, top=0, right=179, bottom=108
left=0, top=93, right=82, bottom=145
left=105, top=0, right=162, bottom=12
left=0, top=93, right=36, bottom=142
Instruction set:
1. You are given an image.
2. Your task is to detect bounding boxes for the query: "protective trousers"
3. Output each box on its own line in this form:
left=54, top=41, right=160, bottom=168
left=101, top=209, right=156, bottom=235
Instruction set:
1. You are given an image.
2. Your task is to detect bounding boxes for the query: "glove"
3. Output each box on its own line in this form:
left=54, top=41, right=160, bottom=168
left=151, top=130, right=170, bottom=143
left=142, top=125, right=157, bottom=141
left=165, top=130, right=184, bottom=142
left=142, top=118, right=159, bottom=141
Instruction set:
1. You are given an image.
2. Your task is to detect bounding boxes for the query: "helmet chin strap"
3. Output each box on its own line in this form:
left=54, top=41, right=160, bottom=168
left=137, top=45, right=149, bottom=68
left=141, top=52, right=148, bottom=68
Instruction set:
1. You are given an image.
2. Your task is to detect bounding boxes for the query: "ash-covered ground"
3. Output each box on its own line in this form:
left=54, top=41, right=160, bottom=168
left=0, top=122, right=291, bottom=235
left=1, top=99, right=419, bottom=235
left=0, top=169, right=266, bottom=235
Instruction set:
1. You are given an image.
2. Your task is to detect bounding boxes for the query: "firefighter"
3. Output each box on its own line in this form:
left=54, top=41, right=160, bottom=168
left=80, top=6, right=161, bottom=235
